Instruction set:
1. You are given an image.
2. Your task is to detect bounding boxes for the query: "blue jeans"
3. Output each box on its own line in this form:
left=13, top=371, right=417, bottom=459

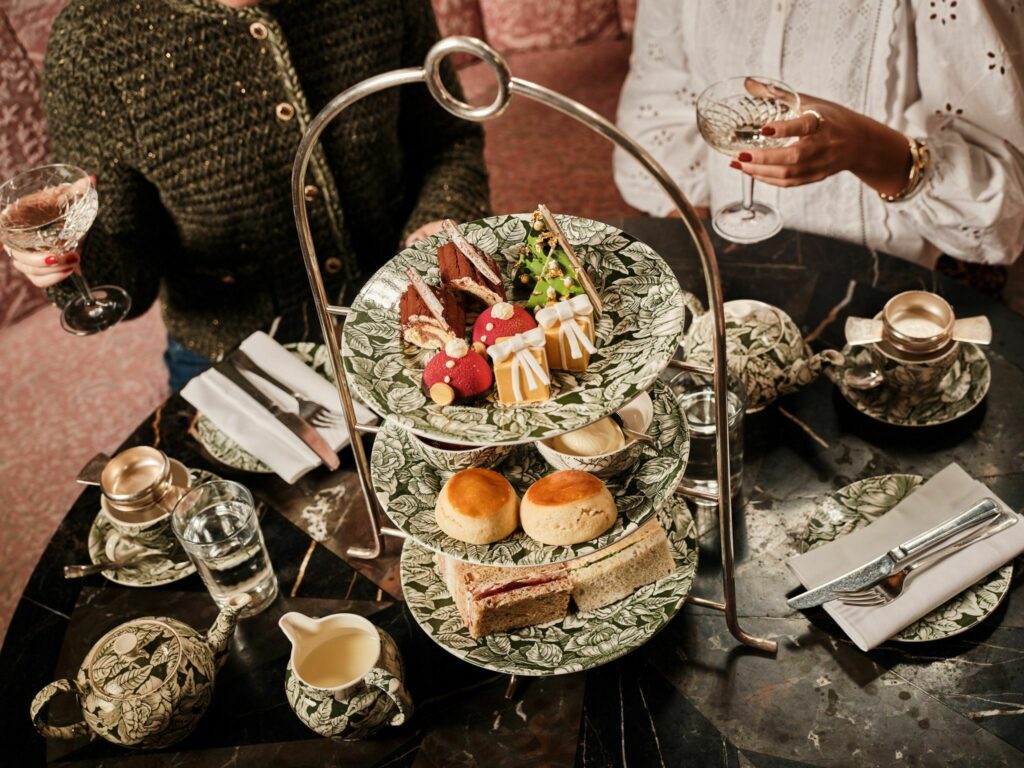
left=164, top=335, right=213, bottom=392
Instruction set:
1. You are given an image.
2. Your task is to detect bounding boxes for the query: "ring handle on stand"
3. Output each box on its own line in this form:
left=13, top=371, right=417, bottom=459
left=424, top=36, right=511, bottom=122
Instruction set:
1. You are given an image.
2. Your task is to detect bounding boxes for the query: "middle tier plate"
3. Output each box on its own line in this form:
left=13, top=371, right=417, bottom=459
left=371, top=379, right=689, bottom=566
left=341, top=213, right=685, bottom=445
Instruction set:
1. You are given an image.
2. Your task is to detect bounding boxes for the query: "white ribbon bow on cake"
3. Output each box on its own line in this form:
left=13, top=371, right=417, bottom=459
left=535, top=295, right=597, bottom=362
left=487, top=327, right=550, bottom=401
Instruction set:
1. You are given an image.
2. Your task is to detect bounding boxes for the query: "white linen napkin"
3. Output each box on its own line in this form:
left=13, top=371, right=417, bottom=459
left=181, top=331, right=377, bottom=483
left=788, top=464, right=1024, bottom=651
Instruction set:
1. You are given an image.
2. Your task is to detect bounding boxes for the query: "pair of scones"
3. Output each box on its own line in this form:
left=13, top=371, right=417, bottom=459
left=435, top=468, right=617, bottom=546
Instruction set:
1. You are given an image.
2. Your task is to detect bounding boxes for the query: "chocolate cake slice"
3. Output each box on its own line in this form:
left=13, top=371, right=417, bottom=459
left=400, top=268, right=465, bottom=349
left=439, top=219, right=506, bottom=306
left=438, top=556, right=571, bottom=639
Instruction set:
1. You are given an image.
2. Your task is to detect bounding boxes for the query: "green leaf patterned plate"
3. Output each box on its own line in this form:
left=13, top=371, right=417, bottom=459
left=400, top=495, right=698, bottom=676
left=372, top=379, right=688, bottom=566
left=834, top=343, right=990, bottom=427
left=87, top=468, right=221, bottom=587
left=193, top=342, right=336, bottom=473
left=342, top=214, right=685, bottom=445
left=803, top=474, right=1013, bottom=643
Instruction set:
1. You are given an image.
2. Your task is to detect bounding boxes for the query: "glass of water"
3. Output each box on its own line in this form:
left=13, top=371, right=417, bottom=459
left=172, top=480, right=277, bottom=617
left=671, top=371, right=745, bottom=507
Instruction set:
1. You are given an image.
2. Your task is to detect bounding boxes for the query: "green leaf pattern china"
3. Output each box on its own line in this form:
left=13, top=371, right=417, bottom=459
left=372, top=379, right=689, bottom=566
left=342, top=214, right=685, bottom=445
left=400, top=497, right=698, bottom=676
left=832, top=343, right=990, bottom=427
left=804, top=474, right=1012, bottom=642
left=30, top=596, right=249, bottom=748
left=284, top=629, right=410, bottom=741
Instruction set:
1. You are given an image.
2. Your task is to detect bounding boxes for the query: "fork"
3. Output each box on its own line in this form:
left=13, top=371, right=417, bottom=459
left=834, top=513, right=1018, bottom=607
left=231, top=350, right=349, bottom=431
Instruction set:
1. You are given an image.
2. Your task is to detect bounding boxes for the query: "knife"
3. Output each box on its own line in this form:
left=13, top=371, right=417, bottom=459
left=788, top=497, right=1001, bottom=610
left=213, top=361, right=341, bottom=471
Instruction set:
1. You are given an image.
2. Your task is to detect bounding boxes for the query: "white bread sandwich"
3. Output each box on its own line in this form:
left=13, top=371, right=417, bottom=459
left=567, top=519, right=675, bottom=613
left=438, top=556, right=571, bottom=638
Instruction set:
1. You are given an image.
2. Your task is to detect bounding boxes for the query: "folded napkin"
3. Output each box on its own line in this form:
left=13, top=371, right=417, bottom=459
left=182, top=332, right=377, bottom=483
left=788, top=464, right=1024, bottom=651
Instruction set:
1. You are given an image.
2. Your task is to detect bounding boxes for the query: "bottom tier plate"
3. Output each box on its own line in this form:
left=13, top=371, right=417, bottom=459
left=400, top=495, right=698, bottom=676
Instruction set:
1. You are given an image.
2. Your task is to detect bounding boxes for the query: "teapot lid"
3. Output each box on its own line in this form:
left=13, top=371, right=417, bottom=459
left=724, top=300, right=788, bottom=351
left=86, top=620, right=182, bottom=699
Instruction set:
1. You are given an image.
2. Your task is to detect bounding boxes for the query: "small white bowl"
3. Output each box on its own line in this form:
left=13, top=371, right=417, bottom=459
left=409, top=433, right=514, bottom=476
left=537, top=392, right=654, bottom=478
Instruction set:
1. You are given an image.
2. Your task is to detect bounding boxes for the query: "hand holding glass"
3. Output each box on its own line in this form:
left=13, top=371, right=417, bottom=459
left=696, top=77, right=800, bottom=244
left=0, top=164, right=130, bottom=334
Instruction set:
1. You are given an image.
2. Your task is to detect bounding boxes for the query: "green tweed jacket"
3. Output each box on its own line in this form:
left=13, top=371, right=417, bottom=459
left=44, top=0, right=490, bottom=358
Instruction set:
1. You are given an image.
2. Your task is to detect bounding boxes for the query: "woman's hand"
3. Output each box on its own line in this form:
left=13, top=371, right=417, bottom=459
left=404, top=219, right=446, bottom=248
left=732, top=93, right=913, bottom=198
left=6, top=246, right=78, bottom=288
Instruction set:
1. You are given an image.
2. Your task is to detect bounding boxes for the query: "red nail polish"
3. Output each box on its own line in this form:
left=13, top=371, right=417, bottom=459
left=738, top=152, right=752, bottom=162
left=65, top=253, right=79, bottom=264
left=760, top=126, right=776, bottom=136
left=44, top=255, right=58, bottom=265
left=729, top=160, right=742, bottom=169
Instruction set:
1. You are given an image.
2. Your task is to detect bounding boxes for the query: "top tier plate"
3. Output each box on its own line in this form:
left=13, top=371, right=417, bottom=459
left=341, top=214, right=685, bottom=445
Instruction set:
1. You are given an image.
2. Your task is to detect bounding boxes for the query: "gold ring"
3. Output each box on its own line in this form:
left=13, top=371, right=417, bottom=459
left=803, top=109, right=825, bottom=132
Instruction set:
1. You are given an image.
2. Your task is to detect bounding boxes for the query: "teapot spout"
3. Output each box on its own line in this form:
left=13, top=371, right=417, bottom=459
left=205, top=593, right=251, bottom=666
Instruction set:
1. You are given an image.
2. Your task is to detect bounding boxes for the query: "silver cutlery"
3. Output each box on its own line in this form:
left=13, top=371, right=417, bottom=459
left=609, top=411, right=658, bottom=448
left=213, top=360, right=341, bottom=470
left=788, top=497, right=1001, bottom=610
left=231, top=350, right=348, bottom=431
left=64, top=554, right=164, bottom=579
left=834, top=511, right=1018, bottom=607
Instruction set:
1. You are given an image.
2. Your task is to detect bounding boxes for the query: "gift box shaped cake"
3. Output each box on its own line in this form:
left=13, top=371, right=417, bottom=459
left=536, top=294, right=597, bottom=371
left=487, top=327, right=551, bottom=404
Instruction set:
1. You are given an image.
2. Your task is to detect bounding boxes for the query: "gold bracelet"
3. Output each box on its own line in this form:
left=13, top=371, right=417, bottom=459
left=879, top=136, right=930, bottom=203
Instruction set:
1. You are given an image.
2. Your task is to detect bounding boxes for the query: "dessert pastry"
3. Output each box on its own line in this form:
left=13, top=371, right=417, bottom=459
left=547, top=417, right=624, bottom=457
left=472, top=301, right=537, bottom=349
left=567, top=519, right=675, bottom=613
left=423, top=339, right=493, bottom=405
left=399, top=268, right=465, bottom=349
left=487, top=328, right=551, bottom=404
left=439, top=219, right=506, bottom=306
left=513, top=205, right=602, bottom=313
left=438, top=556, right=571, bottom=639
left=435, top=468, right=519, bottom=544
left=520, top=470, right=617, bottom=545
left=535, top=294, right=597, bottom=371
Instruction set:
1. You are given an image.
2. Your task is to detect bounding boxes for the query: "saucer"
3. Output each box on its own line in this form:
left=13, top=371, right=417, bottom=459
left=834, top=343, right=990, bottom=427
left=803, top=474, right=1012, bottom=643
left=192, top=342, right=333, bottom=473
left=86, top=467, right=218, bottom=587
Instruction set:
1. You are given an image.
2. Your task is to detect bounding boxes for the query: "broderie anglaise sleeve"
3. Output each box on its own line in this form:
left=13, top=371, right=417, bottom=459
left=613, top=0, right=708, bottom=216
left=889, top=0, right=1024, bottom=265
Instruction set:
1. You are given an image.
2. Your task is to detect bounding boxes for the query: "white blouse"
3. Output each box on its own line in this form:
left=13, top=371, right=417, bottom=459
left=613, top=0, right=1024, bottom=267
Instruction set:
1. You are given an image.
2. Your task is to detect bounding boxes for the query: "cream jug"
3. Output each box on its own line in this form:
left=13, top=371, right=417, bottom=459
left=280, top=612, right=412, bottom=740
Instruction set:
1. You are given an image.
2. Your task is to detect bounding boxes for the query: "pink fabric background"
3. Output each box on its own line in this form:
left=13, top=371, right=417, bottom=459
left=478, top=0, right=622, bottom=51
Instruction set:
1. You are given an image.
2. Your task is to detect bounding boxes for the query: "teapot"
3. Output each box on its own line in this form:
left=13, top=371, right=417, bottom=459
left=30, top=594, right=250, bottom=749
left=681, top=294, right=843, bottom=412
left=280, top=611, right=412, bottom=741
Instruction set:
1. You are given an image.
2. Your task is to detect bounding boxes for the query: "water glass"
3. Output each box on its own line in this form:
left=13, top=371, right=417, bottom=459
left=671, top=371, right=745, bottom=507
left=172, top=480, right=278, bottom=617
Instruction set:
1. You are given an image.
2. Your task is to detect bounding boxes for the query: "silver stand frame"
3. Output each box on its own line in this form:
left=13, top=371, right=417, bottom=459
left=291, top=37, right=777, bottom=653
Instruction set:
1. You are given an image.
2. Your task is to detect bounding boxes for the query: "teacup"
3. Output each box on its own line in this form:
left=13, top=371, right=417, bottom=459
left=280, top=612, right=413, bottom=741
left=537, top=391, right=654, bottom=478
left=409, top=433, right=513, bottom=476
left=846, top=339, right=961, bottom=396
left=99, top=453, right=191, bottom=550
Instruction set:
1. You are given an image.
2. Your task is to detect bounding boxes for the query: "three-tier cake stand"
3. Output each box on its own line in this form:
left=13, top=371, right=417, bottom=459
left=288, top=37, right=777, bottom=663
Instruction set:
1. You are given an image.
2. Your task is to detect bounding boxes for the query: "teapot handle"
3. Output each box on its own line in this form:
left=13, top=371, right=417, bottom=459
left=30, top=679, right=89, bottom=741
left=679, top=290, right=705, bottom=334
left=365, top=667, right=413, bottom=727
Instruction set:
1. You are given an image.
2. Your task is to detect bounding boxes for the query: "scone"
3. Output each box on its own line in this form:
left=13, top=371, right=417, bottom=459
left=520, top=470, right=617, bottom=545
left=435, top=468, right=519, bottom=544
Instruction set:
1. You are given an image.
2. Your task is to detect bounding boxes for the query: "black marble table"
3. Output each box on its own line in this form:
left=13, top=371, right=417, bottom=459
left=3, top=219, right=1022, bottom=767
